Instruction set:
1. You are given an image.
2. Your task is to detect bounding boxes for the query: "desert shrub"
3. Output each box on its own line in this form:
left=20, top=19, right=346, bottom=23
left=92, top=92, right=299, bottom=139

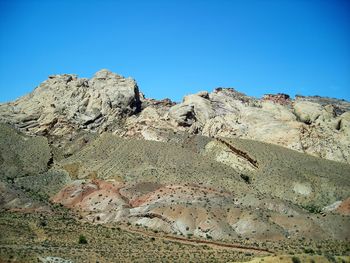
left=78, top=234, right=87, bottom=244
left=325, top=255, right=337, bottom=263
left=240, top=174, right=251, bottom=184
left=39, top=220, right=47, bottom=227
left=303, top=247, right=314, bottom=254
left=302, top=204, right=321, bottom=214
left=291, top=256, right=301, bottom=263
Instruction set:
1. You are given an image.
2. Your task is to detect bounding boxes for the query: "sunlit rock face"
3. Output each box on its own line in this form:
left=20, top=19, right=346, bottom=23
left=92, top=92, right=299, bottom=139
left=1, top=70, right=350, bottom=163
left=0, top=69, right=141, bottom=136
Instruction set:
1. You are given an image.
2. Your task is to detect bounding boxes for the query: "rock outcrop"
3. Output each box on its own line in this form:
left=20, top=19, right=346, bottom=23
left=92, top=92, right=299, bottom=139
left=0, top=69, right=141, bottom=136
left=1, top=70, right=349, bottom=164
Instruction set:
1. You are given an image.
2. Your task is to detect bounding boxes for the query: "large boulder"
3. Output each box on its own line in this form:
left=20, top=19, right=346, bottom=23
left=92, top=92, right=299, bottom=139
left=293, top=101, right=323, bottom=124
left=169, top=91, right=215, bottom=127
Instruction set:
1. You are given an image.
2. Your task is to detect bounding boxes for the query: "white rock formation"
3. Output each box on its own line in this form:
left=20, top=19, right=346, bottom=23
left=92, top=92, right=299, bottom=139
left=1, top=70, right=349, bottom=163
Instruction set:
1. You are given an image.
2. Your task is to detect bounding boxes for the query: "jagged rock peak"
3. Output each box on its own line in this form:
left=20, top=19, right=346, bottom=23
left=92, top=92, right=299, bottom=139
left=93, top=69, right=124, bottom=79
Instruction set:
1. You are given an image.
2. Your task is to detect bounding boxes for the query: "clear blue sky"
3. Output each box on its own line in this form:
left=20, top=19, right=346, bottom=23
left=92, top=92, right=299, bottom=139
left=0, top=0, right=349, bottom=103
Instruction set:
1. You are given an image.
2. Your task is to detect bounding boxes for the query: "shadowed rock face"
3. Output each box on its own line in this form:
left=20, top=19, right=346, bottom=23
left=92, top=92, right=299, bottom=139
left=1, top=70, right=349, bottom=164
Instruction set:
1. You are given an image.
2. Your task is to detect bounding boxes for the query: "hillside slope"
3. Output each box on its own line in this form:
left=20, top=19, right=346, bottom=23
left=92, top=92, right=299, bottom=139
left=0, top=71, right=350, bottom=262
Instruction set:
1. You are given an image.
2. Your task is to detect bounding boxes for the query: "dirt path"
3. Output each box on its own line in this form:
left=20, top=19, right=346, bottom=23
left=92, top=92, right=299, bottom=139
left=120, top=225, right=274, bottom=255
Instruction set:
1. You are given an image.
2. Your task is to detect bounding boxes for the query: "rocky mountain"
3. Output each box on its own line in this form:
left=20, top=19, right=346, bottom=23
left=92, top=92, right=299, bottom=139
left=1, top=69, right=349, bottom=164
left=0, top=70, right=349, bottom=262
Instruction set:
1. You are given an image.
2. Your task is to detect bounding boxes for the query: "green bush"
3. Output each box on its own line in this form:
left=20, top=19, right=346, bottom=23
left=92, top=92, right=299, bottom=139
left=291, top=256, right=301, bottom=263
left=78, top=234, right=87, bottom=244
left=240, top=174, right=251, bottom=184
left=302, top=204, right=321, bottom=214
left=303, top=247, right=314, bottom=254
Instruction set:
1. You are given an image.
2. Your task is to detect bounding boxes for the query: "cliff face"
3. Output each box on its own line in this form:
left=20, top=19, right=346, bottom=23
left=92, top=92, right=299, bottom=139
left=1, top=69, right=349, bottom=164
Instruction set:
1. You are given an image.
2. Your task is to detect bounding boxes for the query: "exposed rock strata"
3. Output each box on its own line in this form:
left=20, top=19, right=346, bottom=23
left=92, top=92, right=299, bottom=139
left=52, top=179, right=350, bottom=241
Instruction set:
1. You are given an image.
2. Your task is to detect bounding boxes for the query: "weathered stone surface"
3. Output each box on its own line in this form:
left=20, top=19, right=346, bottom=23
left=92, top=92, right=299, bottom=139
left=1, top=70, right=349, bottom=163
left=339, top=112, right=350, bottom=134
left=294, top=101, right=323, bottom=124
left=0, top=69, right=141, bottom=136
left=169, top=92, right=215, bottom=127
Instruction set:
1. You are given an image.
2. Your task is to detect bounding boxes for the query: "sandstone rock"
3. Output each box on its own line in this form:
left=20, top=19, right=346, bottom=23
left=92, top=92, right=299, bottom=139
left=0, top=69, right=141, bottom=136
left=1, top=70, right=349, bottom=164
left=169, top=93, right=215, bottom=127
left=169, top=104, right=195, bottom=126
left=293, top=101, right=323, bottom=124
left=339, top=111, right=350, bottom=134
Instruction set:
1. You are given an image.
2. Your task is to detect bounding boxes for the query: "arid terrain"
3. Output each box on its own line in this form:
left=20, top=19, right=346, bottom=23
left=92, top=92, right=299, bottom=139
left=0, top=70, right=349, bottom=262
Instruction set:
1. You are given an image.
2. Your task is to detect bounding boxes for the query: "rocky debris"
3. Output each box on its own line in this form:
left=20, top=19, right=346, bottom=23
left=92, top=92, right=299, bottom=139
left=1, top=70, right=350, bottom=163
